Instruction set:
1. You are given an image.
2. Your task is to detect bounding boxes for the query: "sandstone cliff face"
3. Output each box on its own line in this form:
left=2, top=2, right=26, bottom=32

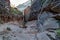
left=0, top=0, right=23, bottom=23
left=0, top=0, right=11, bottom=23
left=0, top=14, right=23, bottom=23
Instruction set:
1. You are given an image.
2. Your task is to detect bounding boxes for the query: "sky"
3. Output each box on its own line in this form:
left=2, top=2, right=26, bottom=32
left=10, top=0, right=28, bottom=7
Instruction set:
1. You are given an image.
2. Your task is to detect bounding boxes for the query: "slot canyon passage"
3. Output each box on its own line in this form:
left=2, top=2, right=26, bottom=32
left=0, top=0, right=60, bottom=40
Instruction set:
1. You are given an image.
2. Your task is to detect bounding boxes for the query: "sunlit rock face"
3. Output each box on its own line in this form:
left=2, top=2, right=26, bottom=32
left=17, top=0, right=31, bottom=12
left=24, top=6, right=31, bottom=22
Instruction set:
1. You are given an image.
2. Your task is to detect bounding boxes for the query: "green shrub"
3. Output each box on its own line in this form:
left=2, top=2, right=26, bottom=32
left=11, top=7, right=22, bottom=15
left=56, top=29, right=60, bottom=36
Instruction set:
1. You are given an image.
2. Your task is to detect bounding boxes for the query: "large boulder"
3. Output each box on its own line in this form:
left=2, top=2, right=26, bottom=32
left=37, top=11, right=59, bottom=32
left=37, top=32, right=51, bottom=40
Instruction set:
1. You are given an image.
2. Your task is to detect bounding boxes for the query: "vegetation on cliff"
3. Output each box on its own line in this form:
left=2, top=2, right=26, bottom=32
left=10, top=7, right=23, bottom=15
